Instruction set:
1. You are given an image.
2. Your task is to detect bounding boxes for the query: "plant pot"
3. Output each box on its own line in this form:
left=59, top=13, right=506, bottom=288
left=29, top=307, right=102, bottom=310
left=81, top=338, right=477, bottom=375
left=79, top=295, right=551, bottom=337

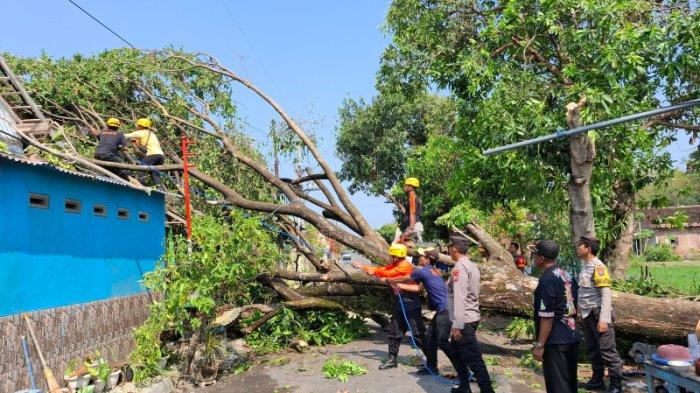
left=65, top=376, right=79, bottom=393
left=106, top=370, right=121, bottom=390
left=93, top=380, right=105, bottom=393
left=121, top=365, right=134, bottom=383
left=75, top=374, right=91, bottom=391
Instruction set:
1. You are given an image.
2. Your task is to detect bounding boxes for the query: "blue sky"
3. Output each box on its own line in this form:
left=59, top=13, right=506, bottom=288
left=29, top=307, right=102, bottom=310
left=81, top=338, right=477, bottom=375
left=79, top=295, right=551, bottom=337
left=3, top=1, right=695, bottom=228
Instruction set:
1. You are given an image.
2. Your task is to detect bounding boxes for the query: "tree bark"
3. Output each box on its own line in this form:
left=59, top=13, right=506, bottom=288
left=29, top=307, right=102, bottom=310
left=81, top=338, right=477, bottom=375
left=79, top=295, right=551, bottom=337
left=605, top=210, right=635, bottom=279
left=566, top=97, right=596, bottom=245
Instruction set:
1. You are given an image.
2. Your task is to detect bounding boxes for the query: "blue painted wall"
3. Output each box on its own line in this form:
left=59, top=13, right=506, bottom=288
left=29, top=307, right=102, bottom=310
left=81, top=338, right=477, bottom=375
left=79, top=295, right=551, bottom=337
left=0, top=158, right=165, bottom=316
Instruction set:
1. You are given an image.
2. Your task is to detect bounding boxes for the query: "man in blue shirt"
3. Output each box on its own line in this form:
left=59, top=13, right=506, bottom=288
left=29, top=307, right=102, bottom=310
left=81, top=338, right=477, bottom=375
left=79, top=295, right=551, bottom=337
left=530, top=240, right=581, bottom=393
left=387, top=248, right=452, bottom=374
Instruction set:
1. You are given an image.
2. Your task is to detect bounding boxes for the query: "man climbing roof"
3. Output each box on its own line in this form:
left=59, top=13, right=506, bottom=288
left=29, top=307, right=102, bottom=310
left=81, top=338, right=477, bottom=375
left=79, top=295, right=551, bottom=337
left=394, top=177, right=423, bottom=244
left=94, top=117, right=128, bottom=179
left=124, top=118, right=165, bottom=186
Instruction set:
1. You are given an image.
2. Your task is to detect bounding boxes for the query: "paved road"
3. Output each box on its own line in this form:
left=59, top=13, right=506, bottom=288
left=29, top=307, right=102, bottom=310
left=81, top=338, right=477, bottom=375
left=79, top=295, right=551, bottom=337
left=194, top=320, right=546, bottom=393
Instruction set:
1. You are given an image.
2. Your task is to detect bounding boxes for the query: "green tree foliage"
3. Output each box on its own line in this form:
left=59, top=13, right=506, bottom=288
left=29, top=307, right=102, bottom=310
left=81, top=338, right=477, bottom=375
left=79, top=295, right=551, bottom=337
left=4, top=50, right=276, bottom=202
left=338, top=0, right=698, bottom=255
left=130, top=213, right=279, bottom=380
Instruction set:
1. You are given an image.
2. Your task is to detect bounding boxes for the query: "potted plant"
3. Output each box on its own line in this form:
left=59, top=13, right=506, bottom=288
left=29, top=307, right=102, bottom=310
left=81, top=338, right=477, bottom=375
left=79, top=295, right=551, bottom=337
left=64, top=359, right=91, bottom=393
left=87, top=358, right=110, bottom=393
left=105, top=368, right=121, bottom=390
left=191, top=332, right=226, bottom=386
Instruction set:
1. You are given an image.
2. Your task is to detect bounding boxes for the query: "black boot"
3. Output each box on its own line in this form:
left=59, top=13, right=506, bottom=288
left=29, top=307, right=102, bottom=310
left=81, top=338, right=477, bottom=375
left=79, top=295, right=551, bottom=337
left=580, top=372, right=606, bottom=391
left=378, top=355, right=398, bottom=370
left=605, top=378, right=622, bottom=393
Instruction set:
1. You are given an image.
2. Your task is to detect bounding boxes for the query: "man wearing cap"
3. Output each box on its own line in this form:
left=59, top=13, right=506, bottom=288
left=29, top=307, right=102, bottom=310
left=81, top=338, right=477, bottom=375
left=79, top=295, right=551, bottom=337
left=446, top=235, right=495, bottom=393
left=576, top=236, right=623, bottom=393
left=394, top=177, right=424, bottom=244
left=530, top=240, right=580, bottom=393
left=352, top=243, right=426, bottom=370
left=388, top=247, right=450, bottom=375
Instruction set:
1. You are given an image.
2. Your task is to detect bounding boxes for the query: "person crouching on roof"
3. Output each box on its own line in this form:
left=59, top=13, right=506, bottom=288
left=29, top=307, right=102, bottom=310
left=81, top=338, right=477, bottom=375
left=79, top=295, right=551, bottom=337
left=352, top=243, right=426, bottom=370
left=94, top=117, right=128, bottom=179
left=124, top=118, right=165, bottom=186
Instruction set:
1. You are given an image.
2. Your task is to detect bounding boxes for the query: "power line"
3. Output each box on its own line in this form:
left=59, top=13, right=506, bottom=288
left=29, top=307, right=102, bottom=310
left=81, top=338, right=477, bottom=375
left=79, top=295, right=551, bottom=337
left=66, top=0, right=136, bottom=49
left=220, top=0, right=288, bottom=105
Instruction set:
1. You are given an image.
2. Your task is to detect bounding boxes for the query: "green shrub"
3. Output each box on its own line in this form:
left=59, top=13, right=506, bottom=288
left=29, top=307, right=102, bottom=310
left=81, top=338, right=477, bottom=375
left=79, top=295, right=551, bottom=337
left=613, top=276, right=682, bottom=298
left=643, top=244, right=681, bottom=262
left=244, top=308, right=370, bottom=354
left=130, top=214, right=280, bottom=381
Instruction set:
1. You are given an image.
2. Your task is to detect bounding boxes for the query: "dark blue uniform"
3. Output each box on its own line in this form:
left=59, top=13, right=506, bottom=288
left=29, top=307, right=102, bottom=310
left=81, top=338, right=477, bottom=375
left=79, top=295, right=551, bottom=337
left=410, top=265, right=451, bottom=373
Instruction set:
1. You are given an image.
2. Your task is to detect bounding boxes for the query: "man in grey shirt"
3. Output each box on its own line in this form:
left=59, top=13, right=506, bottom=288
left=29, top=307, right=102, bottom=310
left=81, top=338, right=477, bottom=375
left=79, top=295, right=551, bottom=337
left=446, top=235, right=494, bottom=393
left=577, top=236, right=623, bottom=393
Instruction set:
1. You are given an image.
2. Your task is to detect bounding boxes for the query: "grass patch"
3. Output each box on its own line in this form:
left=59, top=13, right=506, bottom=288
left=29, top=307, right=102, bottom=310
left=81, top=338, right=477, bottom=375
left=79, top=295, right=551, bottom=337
left=321, top=356, right=367, bottom=382
left=625, top=262, right=700, bottom=295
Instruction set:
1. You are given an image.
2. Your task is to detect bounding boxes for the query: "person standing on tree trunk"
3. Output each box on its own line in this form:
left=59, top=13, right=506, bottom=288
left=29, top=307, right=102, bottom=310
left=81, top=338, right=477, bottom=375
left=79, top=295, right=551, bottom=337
left=446, top=235, right=495, bottom=393
left=576, top=235, right=624, bottom=393
left=530, top=240, right=581, bottom=393
left=394, top=177, right=423, bottom=244
left=352, top=243, right=426, bottom=370
left=93, top=117, right=128, bottom=179
left=124, top=118, right=165, bottom=186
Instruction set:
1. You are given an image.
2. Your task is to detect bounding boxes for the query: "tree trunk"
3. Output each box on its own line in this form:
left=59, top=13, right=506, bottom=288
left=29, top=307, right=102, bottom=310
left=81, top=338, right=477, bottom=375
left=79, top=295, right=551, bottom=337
left=464, top=222, right=700, bottom=341
left=566, top=98, right=596, bottom=244
left=605, top=211, right=635, bottom=279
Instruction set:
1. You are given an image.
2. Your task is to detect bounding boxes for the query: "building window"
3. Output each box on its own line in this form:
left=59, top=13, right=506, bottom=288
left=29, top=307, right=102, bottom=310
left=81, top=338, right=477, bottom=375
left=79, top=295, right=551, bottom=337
left=117, top=208, right=130, bottom=219
left=64, top=199, right=81, bottom=213
left=29, top=193, right=49, bottom=209
left=138, top=212, right=149, bottom=222
left=93, top=204, right=107, bottom=217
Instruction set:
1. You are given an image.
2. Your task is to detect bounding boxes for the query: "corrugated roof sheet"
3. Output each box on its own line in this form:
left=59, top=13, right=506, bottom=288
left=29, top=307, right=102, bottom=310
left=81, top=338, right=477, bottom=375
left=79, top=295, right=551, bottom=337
left=0, top=150, right=170, bottom=196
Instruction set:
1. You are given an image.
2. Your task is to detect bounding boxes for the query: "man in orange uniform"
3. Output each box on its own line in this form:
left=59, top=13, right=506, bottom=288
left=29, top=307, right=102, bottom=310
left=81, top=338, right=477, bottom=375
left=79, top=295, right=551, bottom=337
left=352, top=243, right=426, bottom=370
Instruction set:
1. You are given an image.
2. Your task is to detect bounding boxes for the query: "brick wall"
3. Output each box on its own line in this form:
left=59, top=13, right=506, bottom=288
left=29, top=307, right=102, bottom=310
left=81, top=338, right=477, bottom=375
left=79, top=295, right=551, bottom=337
left=0, top=293, right=152, bottom=393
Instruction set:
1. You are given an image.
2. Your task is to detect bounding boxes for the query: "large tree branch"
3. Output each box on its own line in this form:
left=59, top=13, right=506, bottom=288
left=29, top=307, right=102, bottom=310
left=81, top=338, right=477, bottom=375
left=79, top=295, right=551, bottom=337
left=512, top=37, right=573, bottom=86
left=160, top=51, right=380, bottom=242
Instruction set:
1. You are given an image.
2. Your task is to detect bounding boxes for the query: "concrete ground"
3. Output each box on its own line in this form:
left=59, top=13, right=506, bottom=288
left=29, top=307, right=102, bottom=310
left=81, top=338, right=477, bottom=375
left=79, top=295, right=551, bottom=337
left=188, top=317, right=551, bottom=393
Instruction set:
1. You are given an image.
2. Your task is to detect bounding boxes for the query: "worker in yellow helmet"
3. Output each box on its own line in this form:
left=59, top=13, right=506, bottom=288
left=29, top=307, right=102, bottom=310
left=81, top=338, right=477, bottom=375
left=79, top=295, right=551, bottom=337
left=93, top=117, right=128, bottom=179
left=352, top=243, right=426, bottom=370
left=124, top=118, right=165, bottom=186
left=394, top=177, right=424, bottom=244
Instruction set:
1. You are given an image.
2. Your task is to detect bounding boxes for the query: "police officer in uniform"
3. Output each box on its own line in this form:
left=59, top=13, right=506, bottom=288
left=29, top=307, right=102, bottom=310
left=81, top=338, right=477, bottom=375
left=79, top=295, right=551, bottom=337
left=576, top=236, right=624, bottom=393
left=446, top=236, right=495, bottom=393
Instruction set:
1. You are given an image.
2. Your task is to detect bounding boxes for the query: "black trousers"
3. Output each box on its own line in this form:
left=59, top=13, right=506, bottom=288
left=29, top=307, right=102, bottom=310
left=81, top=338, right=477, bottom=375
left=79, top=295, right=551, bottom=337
left=425, top=309, right=452, bottom=371
left=140, top=154, right=165, bottom=185
left=449, top=321, right=495, bottom=393
left=94, top=152, right=128, bottom=179
left=582, top=309, right=623, bottom=381
left=389, top=295, right=426, bottom=357
left=543, top=343, right=579, bottom=393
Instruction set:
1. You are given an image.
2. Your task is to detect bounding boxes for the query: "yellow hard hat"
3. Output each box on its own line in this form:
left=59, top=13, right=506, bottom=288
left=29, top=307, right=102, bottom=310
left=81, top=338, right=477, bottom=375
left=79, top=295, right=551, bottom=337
left=388, top=243, right=408, bottom=258
left=136, top=118, right=152, bottom=129
left=404, top=177, right=420, bottom=188
left=106, top=118, right=121, bottom=128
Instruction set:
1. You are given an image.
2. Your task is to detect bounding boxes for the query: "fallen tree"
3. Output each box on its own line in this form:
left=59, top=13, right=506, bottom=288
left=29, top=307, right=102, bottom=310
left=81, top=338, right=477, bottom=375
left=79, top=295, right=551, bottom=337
left=10, top=50, right=698, bottom=347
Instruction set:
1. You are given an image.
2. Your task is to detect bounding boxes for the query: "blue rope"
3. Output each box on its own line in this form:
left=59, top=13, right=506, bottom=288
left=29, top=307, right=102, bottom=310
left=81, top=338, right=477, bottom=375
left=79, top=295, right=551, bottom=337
left=396, top=292, right=472, bottom=386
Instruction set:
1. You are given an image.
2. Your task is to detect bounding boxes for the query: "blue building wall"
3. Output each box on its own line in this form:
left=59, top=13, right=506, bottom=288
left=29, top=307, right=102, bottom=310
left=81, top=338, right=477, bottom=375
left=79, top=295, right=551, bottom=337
left=0, top=157, right=165, bottom=316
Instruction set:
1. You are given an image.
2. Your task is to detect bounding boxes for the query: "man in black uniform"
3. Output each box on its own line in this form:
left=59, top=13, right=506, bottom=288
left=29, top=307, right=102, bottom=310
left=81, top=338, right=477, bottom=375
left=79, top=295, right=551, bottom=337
left=94, top=117, right=128, bottom=179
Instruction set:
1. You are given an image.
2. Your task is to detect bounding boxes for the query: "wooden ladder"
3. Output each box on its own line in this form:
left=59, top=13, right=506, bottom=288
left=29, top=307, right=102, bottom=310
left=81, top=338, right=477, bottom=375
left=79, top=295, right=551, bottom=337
left=0, top=54, right=51, bottom=137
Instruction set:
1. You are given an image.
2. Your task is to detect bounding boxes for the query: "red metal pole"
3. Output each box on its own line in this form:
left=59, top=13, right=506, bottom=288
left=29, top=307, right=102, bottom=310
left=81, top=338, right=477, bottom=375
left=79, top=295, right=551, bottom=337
left=181, top=135, right=192, bottom=240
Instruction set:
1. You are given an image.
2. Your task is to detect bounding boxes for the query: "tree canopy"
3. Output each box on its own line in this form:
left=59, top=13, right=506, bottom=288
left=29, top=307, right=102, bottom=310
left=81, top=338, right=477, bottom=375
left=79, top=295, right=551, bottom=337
left=337, top=0, right=699, bottom=263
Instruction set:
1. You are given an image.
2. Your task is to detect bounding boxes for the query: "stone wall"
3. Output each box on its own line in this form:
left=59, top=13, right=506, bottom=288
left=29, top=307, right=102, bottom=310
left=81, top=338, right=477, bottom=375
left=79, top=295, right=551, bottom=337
left=0, top=293, right=152, bottom=393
